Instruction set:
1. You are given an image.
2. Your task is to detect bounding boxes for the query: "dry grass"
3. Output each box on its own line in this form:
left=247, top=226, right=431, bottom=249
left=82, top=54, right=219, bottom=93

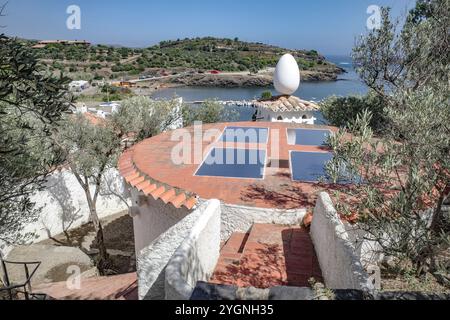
left=381, top=270, right=450, bottom=294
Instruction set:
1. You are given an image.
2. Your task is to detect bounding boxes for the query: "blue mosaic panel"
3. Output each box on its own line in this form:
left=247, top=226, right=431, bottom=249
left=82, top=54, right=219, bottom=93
left=196, top=148, right=266, bottom=179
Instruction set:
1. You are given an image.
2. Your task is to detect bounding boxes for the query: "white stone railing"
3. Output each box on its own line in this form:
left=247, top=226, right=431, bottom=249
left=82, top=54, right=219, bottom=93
left=218, top=202, right=306, bottom=241
left=165, top=200, right=221, bottom=300
left=310, top=192, right=375, bottom=291
left=136, top=200, right=220, bottom=300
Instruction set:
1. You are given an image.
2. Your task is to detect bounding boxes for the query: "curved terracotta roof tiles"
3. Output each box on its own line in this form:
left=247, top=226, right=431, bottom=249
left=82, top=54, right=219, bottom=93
left=118, top=146, right=198, bottom=210
left=118, top=122, right=341, bottom=210
left=253, top=95, right=319, bottom=112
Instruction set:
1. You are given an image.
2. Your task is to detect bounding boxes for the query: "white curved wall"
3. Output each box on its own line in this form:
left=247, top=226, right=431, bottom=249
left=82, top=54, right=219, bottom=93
left=2, top=168, right=129, bottom=256
left=257, top=109, right=316, bottom=125
left=130, top=188, right=191, bottom=255
left=136, top=200, right=219, bottom=300
left=165, top=200, right=221, bottom=300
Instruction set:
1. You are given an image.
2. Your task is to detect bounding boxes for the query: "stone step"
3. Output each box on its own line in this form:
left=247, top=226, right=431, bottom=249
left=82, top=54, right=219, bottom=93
left=210, top=223, right=323, bottom=289
left=244, top=224, right=288, bottom=252
left=34, top=272, right=137, bottom=300
left=221, top=232, right=249, bottom=254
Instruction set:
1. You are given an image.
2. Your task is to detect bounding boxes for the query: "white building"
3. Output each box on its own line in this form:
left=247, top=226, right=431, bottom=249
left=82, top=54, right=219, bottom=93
left=96, top=110, right=109, bottom=118
left=99, top=102, right=121, bottom=114
left=75, top=103, right=88, bottom=114
left=69, top=80, right=90, bottom=92
left=116, top=122, right=375, bottom=300
left=253, top=95, right=318, bottom=125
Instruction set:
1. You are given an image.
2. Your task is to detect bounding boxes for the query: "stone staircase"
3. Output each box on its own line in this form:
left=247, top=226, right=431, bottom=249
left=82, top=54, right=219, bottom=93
left=210, top=224, right=322, bottom=288
left=34, top=272, right=138, bottom=300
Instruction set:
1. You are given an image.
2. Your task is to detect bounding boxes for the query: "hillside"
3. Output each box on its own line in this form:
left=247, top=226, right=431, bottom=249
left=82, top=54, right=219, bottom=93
left=25, top=37, right=345, bottom=83
left=145, top=37, right=339, bottom=72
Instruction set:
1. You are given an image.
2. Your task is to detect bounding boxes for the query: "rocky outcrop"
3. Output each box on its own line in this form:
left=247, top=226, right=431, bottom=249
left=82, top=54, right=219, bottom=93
left=301, top=71, right=341, bottom=81
left=174, top=74, right=273, bottom=88
left=173, top=68, right=345, bottom=88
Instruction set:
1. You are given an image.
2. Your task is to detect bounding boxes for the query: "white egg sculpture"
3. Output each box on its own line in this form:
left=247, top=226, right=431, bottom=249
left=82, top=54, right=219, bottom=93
left=273, top=54, right=300, bottom=95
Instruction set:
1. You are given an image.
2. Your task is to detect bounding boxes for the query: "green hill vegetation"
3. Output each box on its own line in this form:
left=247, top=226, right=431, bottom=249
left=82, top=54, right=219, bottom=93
left=141, top=37, right=329, bottom=72
left=25, top=37, right=342, bottom=80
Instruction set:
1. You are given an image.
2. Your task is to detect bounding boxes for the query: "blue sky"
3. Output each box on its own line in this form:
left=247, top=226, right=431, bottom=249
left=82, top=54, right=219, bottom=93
left=3, top=0, right=415, bottom=55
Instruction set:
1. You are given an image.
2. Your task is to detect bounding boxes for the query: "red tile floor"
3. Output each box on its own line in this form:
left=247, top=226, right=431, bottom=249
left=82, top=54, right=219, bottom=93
left=210, top=224, right=323, bottom=288
left=35, top=272, right=138, bottom=300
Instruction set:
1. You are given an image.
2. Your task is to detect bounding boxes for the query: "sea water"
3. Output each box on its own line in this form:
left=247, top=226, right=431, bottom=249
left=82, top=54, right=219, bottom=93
left=151, top=55, right=367, bottom=124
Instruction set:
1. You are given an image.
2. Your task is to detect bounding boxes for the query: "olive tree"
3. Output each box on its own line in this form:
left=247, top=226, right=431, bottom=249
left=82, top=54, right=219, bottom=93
left=0, top=34, right=72, bottom=248
left=325, top=0, right=449, bottom=285
left=55, top=97, right=182, bottom=270
left=182, top=99, right=236, bottom=126
left=320, top=92, right=387, bottom=133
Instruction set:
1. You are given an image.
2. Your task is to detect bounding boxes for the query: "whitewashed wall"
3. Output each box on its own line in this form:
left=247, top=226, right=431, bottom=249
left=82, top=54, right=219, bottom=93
left=217, top=201, right=306, bottom=241
left=131, top=196, right=305, bottom=300
left=2, top=168, right=129, bottom=256
left=257, top=109, right=316, bottom=125
left=136, top=200, right=218, bottom=300
left=130, top=189, right=191, bottom=256
left=311, top=192, right=374, bottom=291
left=165, top=200, right=221, bottom=300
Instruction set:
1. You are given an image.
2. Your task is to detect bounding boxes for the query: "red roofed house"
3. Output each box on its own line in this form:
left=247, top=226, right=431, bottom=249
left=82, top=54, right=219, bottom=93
left=118, top=122, right=376, bottom=300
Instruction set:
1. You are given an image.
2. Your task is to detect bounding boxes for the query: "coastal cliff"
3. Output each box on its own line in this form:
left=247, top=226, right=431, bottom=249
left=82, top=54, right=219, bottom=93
left=174, top=67, right=345, bottom=88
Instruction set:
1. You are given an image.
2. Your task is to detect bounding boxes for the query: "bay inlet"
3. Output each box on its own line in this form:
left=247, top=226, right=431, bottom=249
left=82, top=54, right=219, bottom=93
left=151, top=56, right=367, bottom=124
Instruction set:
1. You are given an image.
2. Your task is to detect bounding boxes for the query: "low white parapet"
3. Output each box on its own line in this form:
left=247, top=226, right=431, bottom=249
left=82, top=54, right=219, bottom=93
left=165, top=200, right=221, bottom=300
left=219, top=202, right=306, bottom=241
left=311, top=192, right=374, bottom=291
left=137, top=200, right=219, bottom=300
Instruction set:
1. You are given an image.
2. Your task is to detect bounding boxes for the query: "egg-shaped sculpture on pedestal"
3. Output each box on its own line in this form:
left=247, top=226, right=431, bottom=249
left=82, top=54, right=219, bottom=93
left=273, top=54, right=300, bottom=96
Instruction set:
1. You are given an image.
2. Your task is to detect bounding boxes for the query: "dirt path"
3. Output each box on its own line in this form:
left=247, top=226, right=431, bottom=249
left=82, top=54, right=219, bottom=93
left=38, top=210, right=136, bottom=275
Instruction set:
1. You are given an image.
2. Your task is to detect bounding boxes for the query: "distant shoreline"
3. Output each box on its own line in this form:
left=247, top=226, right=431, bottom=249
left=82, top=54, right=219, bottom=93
left=76, top=67, right=350, bottom=106
left=153, top=68, right=345, bottom=89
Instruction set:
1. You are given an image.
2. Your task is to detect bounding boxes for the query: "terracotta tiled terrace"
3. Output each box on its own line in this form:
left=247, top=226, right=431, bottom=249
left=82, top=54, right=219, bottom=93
left=210, top=224, right=323, bottom=288
left=118, top=122, right=339, bottom=210
left=35, top=273, right=138, bottom=300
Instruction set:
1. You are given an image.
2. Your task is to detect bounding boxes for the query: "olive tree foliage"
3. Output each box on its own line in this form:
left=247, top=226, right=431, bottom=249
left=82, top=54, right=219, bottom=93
left=320, top=91, right=387, bottom=133
left=353, top=2, right=448, bottom=96
left=0, top=34, right=72, bottom=247
left=325, top=0, right=449, bottom=282
left=55, top=115, right=119, bottom=266
left=113, top=96, right=182, bottom=142
left=55, top=97, right=182, bottom=268
left=182, top=99, right=236, bottom=127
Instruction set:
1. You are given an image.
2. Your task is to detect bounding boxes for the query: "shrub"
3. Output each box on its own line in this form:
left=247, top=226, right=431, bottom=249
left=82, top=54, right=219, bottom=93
left=261, top=91, right=273, bottom=100
left=320, top=91, right=387, bottom=133
left=101, top=84, right=119, bottom=94
left=182, top=100, right=237, bottom=126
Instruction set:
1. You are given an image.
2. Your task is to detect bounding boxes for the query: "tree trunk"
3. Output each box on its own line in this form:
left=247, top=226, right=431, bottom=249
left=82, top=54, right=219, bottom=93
left=90, top=207, right=109, bottom=263
left=85, top=187, right=109, bottom=267
left=430, top=189, right=446, bottom=235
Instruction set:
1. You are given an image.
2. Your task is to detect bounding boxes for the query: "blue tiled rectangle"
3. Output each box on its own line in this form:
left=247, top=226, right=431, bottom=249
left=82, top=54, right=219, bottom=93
left=293, top=128, right=331, bottom=146
left=290, top=151, right=362, bottom=183
left=219, top=126, right=269, bottom=144
left=195, top=148, right=266, bottom=179
left=290, top=151, right=333, bottom=182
